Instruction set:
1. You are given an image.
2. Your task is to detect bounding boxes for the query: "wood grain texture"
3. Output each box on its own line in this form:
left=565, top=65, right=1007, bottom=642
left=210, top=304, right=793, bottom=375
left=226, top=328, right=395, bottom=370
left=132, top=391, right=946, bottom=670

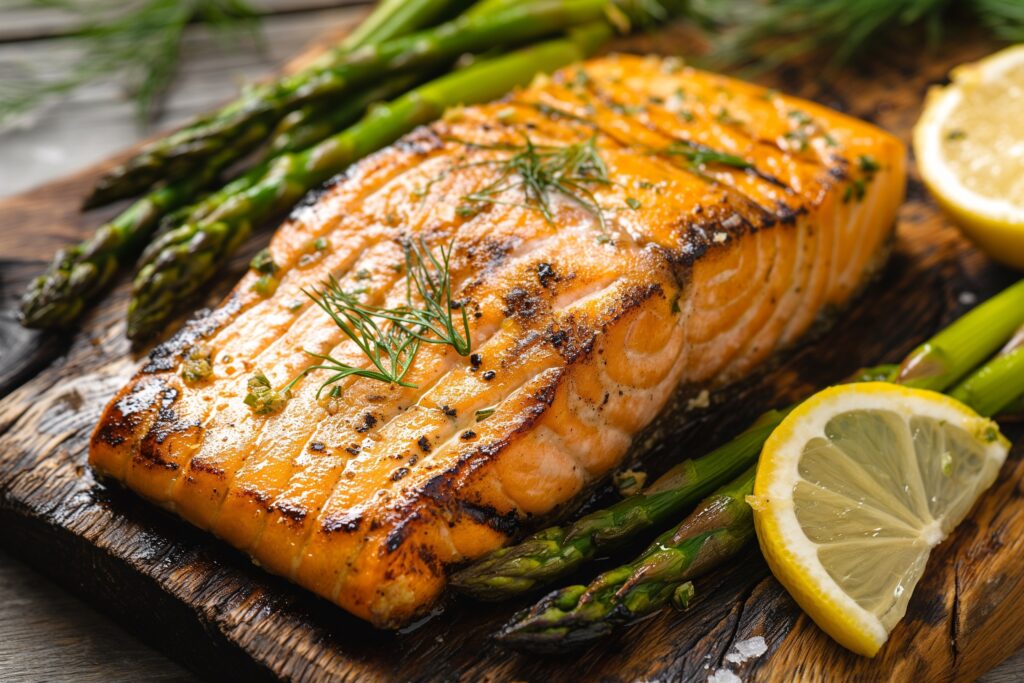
left=0, top=549, right=194, bottom=682
left=0, top=21, right=1022, bottom=683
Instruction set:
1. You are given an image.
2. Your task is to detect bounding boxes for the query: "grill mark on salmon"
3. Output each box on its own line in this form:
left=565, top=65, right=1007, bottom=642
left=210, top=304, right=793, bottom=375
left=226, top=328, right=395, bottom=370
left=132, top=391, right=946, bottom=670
left=90, top=55, right=906, bottom=627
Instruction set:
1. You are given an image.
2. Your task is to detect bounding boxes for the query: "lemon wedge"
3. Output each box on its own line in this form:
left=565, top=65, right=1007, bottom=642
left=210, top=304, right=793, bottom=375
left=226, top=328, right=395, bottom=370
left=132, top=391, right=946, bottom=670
left=913, top=45, right=1024, bottom=270
left=749, top=383, right=1009, bottom=656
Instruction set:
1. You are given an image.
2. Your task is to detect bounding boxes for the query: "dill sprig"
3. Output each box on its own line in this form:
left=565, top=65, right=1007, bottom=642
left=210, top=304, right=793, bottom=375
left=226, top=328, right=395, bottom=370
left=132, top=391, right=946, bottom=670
left=692, top=0, right=1024, bottom=72
left=1, top=0, right=260, bottom=126
left=388, top=239, right=472, bottom=357
left=285, top=275, right=422, bottom=398
left=663, top=140, right=753, bottom=170
left=275, top=239, right=471, bottom=405
left=459, top=134, right=613, bottom=229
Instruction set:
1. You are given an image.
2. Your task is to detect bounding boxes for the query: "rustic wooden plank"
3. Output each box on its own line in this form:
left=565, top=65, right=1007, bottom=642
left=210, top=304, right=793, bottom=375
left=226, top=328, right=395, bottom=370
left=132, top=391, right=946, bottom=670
left=0, top=19, right=1023, bottom=683
left=0, top=549, right=195, bottom=682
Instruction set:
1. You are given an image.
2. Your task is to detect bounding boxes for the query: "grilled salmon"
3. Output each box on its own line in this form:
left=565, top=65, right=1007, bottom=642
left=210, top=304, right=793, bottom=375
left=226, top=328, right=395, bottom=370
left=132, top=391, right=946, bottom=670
left=90, top=54, right=906, bottom=628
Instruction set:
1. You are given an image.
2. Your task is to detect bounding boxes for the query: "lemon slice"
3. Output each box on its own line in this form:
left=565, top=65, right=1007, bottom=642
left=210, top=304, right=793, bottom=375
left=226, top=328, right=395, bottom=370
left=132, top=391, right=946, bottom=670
left=750, top=382, right=1009, bottom=657
left=913, top=45, right=1024, bottom=270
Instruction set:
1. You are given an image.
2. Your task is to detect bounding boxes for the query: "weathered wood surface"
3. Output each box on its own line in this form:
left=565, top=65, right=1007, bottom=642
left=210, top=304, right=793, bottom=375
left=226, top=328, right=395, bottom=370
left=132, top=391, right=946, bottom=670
left=1, top=14, right=1023, bottom=682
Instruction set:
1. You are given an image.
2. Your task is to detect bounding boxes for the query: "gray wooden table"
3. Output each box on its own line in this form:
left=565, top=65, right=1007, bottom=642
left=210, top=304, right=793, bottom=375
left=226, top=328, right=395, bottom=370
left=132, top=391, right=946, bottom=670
left=1, top=2, right=1023, bottom=681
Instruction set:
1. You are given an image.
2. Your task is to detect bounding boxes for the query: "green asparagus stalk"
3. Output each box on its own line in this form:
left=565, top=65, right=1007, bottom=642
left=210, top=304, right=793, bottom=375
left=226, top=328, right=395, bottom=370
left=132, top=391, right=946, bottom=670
left=896, top=279, right=1024, bottom=390
left=126, top=25, right=613, bottom=340
left=452, top=367, right=891, bottom=600
left=450, top=414, right=782, bottom=599
left=496, top=300, right=1024, bottom=650
left=17, top=120, right=271, bottom=329
left=265, top=0, right=468, bottom=159
left=495, top=467, right=755, bottom=652
left=455, top=282, right=1024, bottom=601
left=266, top=73, right=425, bottom=156
left=341, top=0, right=467, bottom=53
left=87, top=0, right=620, bottom=207
left=21, top=1, right=461, bottom=330
left=950, top=323, right=1024, bottom=417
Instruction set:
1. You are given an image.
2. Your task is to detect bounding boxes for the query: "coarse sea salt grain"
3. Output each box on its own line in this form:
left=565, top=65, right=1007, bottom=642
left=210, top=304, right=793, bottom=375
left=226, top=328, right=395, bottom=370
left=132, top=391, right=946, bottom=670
left=707, top=670, right=742, bottom=683
left=707, top=636, right=769, bottom=682
left=958, top=291, right=978, bottom=306
left=723, top=636, right=768, bottom=665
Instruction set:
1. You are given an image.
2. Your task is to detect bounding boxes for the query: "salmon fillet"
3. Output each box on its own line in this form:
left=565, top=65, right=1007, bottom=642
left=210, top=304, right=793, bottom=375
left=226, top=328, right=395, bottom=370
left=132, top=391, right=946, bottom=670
left=90, top=54, right=906, bottom=628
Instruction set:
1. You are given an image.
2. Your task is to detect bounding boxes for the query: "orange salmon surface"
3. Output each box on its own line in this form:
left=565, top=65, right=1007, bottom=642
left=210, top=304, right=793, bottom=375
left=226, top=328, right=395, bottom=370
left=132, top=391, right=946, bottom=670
left=90, top=55, right=906, bottom=627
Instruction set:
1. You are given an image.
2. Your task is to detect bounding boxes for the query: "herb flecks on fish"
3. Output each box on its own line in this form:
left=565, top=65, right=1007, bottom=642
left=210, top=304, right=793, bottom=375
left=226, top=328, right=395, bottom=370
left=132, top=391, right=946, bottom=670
left=244, top=372, right=290, bottom=414
left=253, top=240, right=471, bottom=411
left=844, top=153, right=881, bottom=203
left=250, top=248, right=280, bottom=297
left=181, top=344, right=213, bottom=384
left=662, top=140, right=753, bottom=171
left=455, top=134, right=613, bottom=230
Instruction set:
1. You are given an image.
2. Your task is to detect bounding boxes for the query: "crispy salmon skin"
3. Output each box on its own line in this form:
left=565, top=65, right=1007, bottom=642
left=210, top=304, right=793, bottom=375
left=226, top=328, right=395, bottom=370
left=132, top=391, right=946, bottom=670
left=90, top=54, right=905, bottom=627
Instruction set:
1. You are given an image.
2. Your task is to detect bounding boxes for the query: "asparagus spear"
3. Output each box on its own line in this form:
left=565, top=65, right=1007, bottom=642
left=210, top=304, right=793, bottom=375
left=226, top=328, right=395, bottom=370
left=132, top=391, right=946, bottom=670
left=495, top=467, right=755, bottom=652
left=266, top=73, right=425, bottom=156
left=87, top=0, right=619, bottom=207
left=496, top=298, right=1024, bottom=650
left=450, top=415, right=782, bottom=599
left=17, top=120, right=270, bottom=329
left=897, top=279, right=1024, bottom=390
left=341, top=0, right=467, bottom=53
left=21, top=2, right=459, bottom=329
left=454, top=281, right=1024, bottom=600
left=126, top=25, right=613, bottom=340
left=950, top=323, right=1024, bottom=417
left=264, top=0, right=469, bottom=160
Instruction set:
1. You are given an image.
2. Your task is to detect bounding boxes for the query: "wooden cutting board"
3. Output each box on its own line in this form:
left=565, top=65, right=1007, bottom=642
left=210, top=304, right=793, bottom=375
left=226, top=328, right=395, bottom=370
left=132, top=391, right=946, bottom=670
left=0, top=20, right=1021, bottom=682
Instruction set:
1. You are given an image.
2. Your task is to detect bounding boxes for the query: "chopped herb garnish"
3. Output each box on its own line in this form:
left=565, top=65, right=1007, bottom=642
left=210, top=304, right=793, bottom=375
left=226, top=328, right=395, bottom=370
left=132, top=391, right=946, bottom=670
left=626, top=197, right=642, bottom=210
left=678, top=109, right=695, bottom=122
left=788, top=109, right=812, bottom=125
left=281, top=239, right=471, bottom=401
left=783, top=129, right=809, bottom=152
left=843, top=178, right=867, bottom=203
left=250, top=248, right=278, bottom=275
left=455, top=134, right=613, bottom=231
left=475, top=406, right=497, bottom=422
left=663, top=141, right=753, bottom=170
left=946, top=129, right=967, bottom=141
left=983, top=424, right=1000, bottom=443
left=857, top=154, right=881, bottom=175
left=181, top=344, right=213, bottom=384
left=252, top=274, right=279, bottom=297
left=845, top=155, right=881, bottom=203
left=244, top=372, right=289, bottom=414
left=610, top=102, right=645, bottom=116
left=715, top=108, right=740, bottom=125
left=313, top=237, right=328, bottom=251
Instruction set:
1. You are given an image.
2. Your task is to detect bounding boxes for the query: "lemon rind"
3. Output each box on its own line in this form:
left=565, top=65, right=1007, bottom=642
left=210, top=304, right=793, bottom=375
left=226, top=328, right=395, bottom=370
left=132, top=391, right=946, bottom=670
left=752, top=383, right=1009, bottom=657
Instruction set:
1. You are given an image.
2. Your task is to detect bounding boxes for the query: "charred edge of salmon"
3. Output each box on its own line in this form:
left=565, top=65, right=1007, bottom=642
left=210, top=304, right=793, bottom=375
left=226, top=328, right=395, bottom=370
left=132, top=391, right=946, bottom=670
left=289, top=128, right=448, bottom=225
left=91, top=376, right=179, bottom=452
left=140, top=296, right=242, bottom=375
left=309, top=158, right=847, bottom=550
left=336, top=283, right=667, bottom=567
